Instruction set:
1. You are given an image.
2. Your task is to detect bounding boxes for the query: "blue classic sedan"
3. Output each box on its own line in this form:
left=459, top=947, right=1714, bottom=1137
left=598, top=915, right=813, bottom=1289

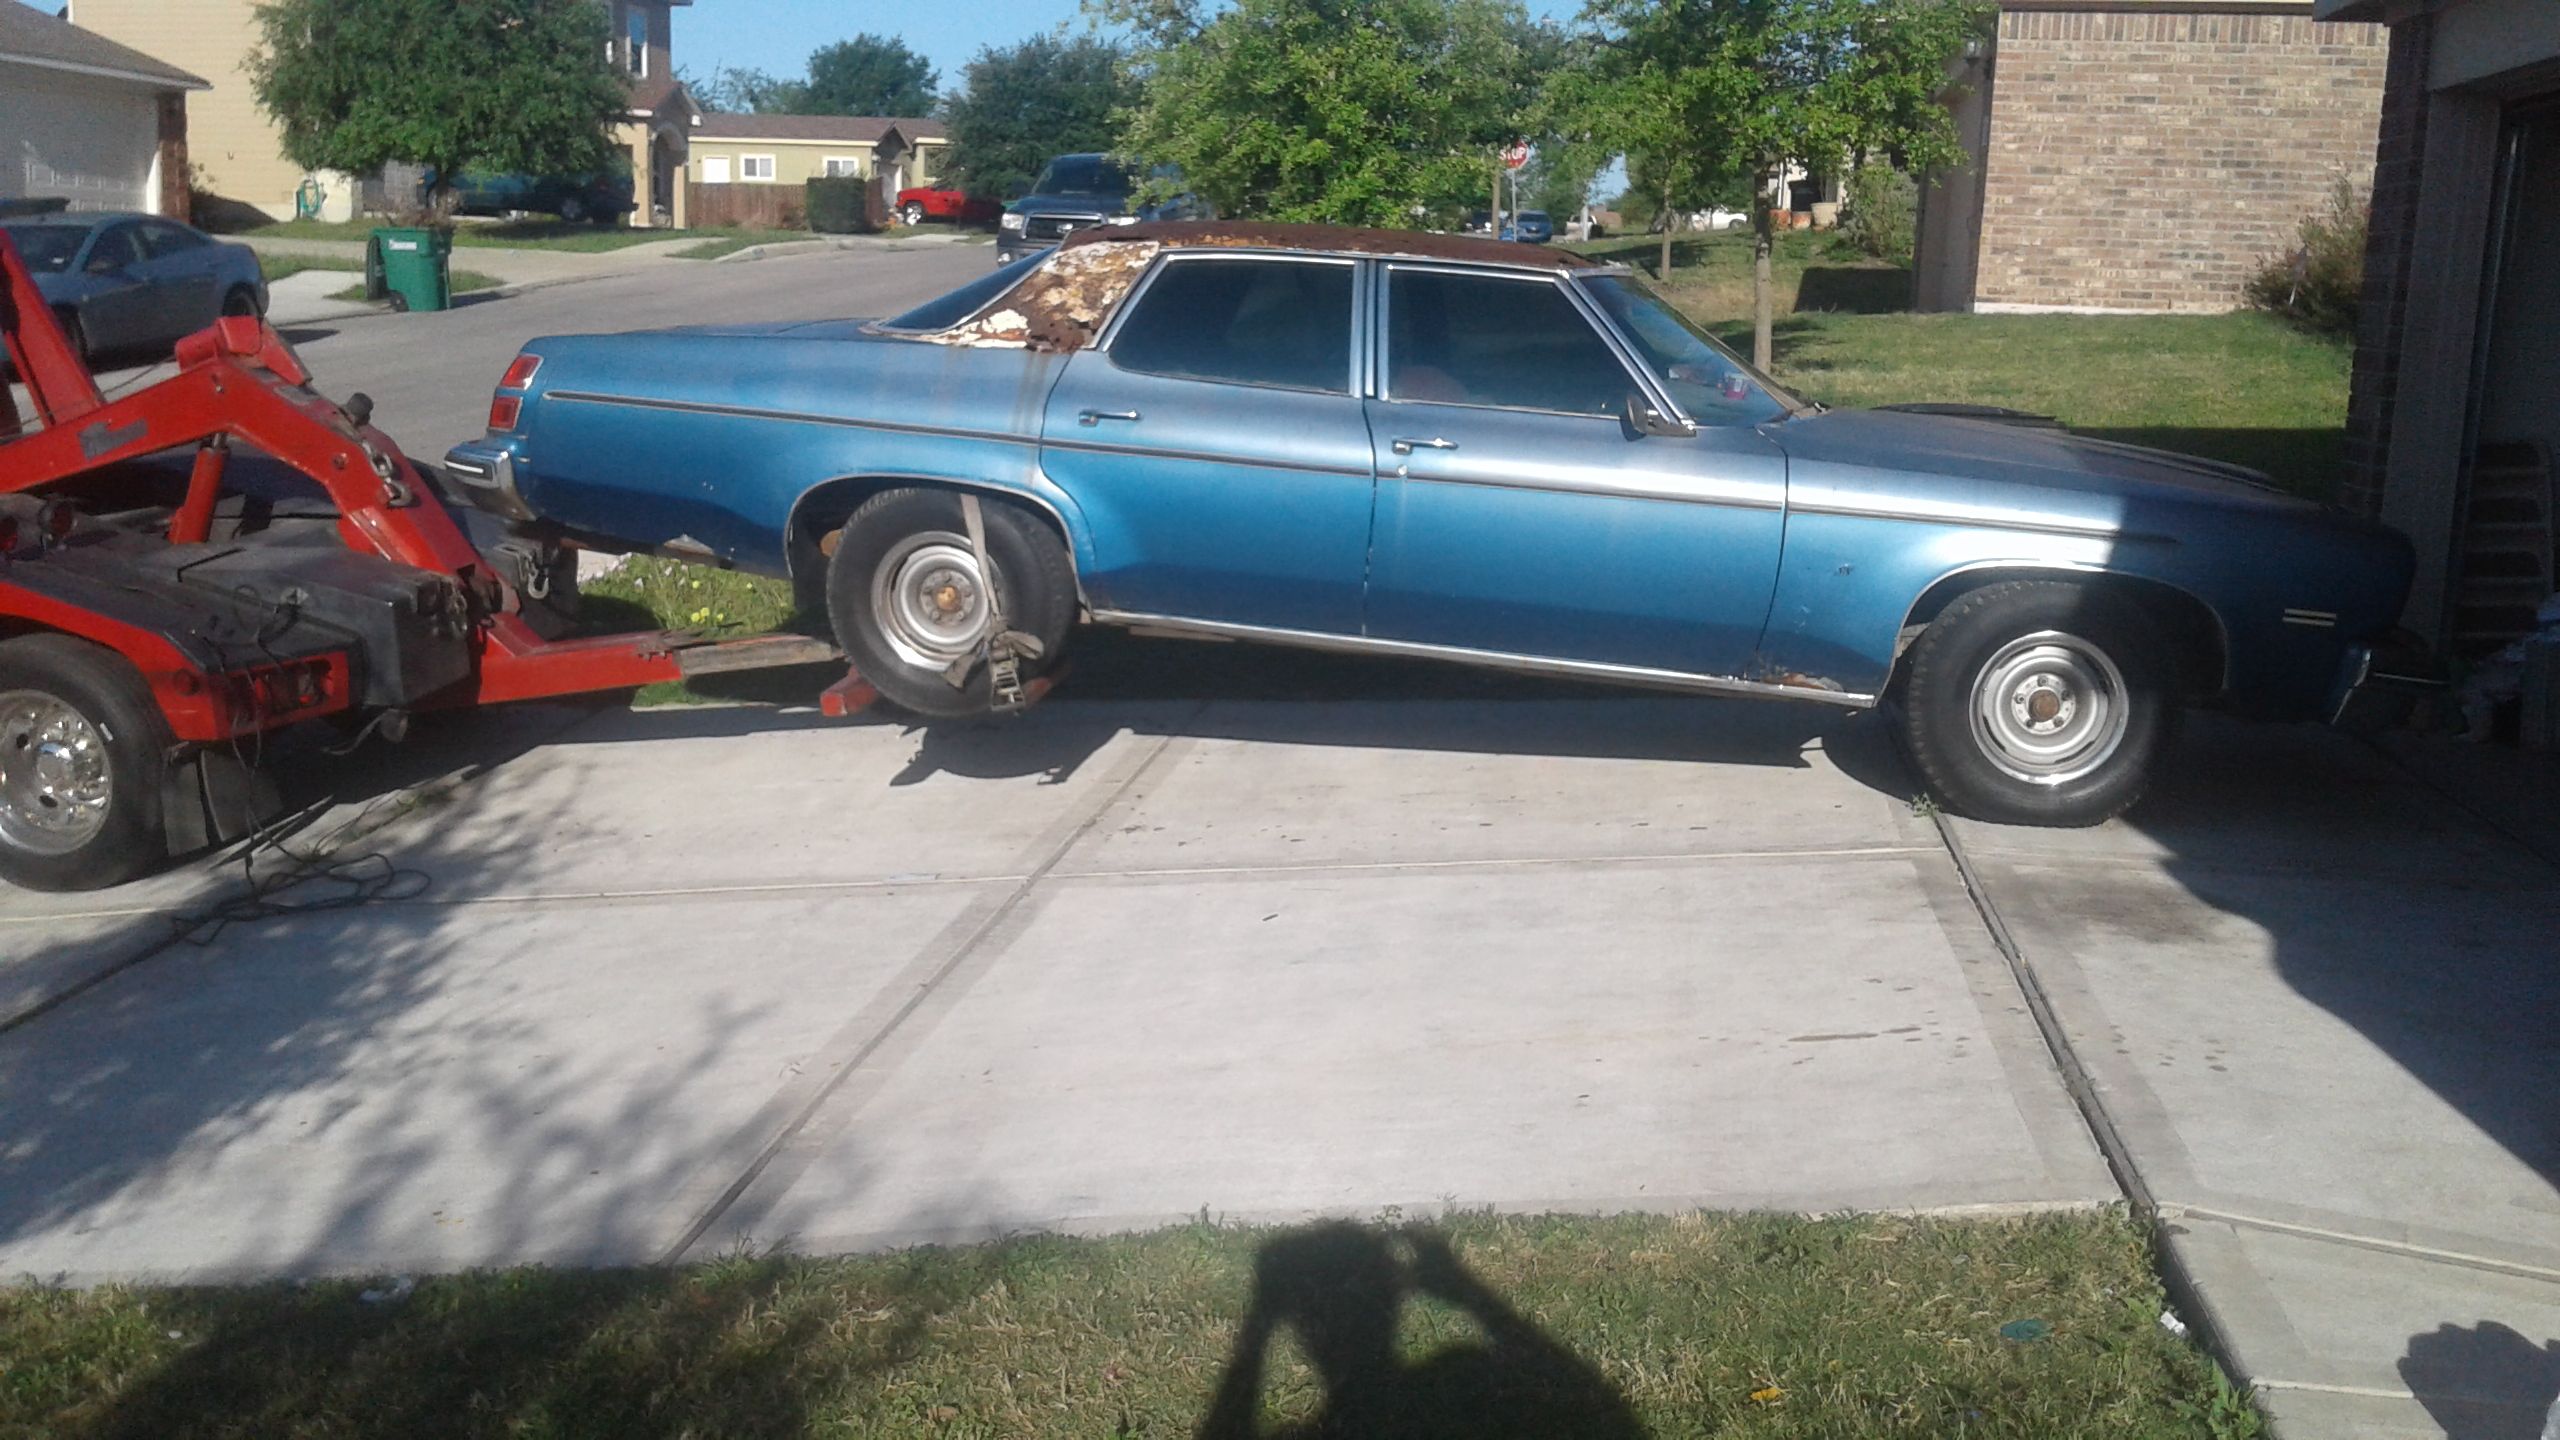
left=0, top=211, right=267, bottom=361
left=445, top=222, right=2417, bottom=825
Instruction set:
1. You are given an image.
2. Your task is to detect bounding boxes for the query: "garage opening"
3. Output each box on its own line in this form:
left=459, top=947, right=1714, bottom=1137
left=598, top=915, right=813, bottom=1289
left=2457, top=95, right=2560, bottom=662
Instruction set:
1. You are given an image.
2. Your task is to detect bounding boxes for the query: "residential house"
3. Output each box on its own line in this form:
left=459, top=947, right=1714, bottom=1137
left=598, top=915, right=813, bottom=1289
left=64, top=0, right=695, bottom=226
left=688, top=115, right=949, bottom=194
left=2317, top=0, right=2559, bottom=668
left=1914, top=0, right=2387, bottom=314
left=0, top=2, right=206, bottom=220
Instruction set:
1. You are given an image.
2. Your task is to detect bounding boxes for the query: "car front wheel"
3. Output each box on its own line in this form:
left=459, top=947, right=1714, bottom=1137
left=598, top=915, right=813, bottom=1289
left=1896, top=581, right=2176, bottom=827
left=901, top=202, right=927, bottom=227
left=824, top=488, right=1075, bottom=718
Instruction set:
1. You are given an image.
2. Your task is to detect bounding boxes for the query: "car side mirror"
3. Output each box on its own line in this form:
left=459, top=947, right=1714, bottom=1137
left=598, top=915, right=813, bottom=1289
left=1625, top=391, right=1695, bottom=439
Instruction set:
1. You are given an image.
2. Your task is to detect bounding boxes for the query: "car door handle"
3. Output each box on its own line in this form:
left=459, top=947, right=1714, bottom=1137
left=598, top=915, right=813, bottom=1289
left=1389, top=436, right=1458, bottom=455
left=1078, top=409, right=1141, bottom=426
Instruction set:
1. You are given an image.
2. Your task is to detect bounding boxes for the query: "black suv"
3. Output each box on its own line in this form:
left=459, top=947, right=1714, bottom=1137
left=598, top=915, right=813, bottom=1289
left=995, top=154, right=1209, bottom=264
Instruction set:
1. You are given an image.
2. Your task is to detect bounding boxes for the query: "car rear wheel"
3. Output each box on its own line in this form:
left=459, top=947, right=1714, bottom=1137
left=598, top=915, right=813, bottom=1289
left=0, top=634, right=174, bottom=892
left=824, top=488, right=1075, bottom=718
left=1896, top=581, right=2176, bottom=827
left=557, top=195, right=589, bottom=224
left=221, top=285, right=261, bottom=319
left=900, top=201, right=927, bottom=227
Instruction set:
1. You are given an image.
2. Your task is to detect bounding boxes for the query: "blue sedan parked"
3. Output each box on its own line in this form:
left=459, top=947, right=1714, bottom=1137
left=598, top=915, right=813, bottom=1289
left=445, top=222, right=2418, bottom=826
left=0, top=212, right=267, bottom=362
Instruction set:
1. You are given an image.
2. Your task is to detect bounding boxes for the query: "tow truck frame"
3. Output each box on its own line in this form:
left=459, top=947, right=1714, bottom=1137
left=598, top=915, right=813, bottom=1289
left=0, top=228, right=878, bottom=890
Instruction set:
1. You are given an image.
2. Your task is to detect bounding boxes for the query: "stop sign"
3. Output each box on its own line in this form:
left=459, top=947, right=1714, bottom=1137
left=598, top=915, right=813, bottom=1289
left=1502, top=143, right=1530, bottom=171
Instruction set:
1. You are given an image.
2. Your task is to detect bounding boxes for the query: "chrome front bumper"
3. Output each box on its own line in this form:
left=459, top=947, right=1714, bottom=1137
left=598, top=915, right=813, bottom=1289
left=2328, top=631, right=2446, bottom=728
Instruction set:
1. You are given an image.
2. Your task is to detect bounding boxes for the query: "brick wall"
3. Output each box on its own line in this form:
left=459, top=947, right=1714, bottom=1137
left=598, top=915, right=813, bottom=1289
left=1974, top=9, right=2387, bottom=312
left=2339, top=14, right=2433, bottom=520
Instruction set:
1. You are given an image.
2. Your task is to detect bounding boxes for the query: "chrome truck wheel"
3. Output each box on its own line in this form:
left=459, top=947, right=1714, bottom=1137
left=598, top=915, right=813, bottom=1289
left=0, top=691, right=112, bottom=854
left=0, top=635, right=176, bottom=891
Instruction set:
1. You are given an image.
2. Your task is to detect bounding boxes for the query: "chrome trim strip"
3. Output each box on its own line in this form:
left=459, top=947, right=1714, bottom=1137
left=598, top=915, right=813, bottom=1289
left=1399, top=466, right=1784, bottom=511
left=1044, top=435, right=1374, bottom=478
left=549, top=390, right=1039, bottom=448
left=1889, top=558, right=2235, bottom=692
left=1088, top=609, right=1878, bottom=708
left=1786, top=497, right=2178, bottom=545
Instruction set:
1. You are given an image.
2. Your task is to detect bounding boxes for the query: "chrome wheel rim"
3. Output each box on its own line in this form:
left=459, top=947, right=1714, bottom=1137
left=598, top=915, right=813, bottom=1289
left=871, top=531, right=994, bottom=670
left=0, top=690, right=112, bottom=855
left=1967, top=631, right=2130, bottom=786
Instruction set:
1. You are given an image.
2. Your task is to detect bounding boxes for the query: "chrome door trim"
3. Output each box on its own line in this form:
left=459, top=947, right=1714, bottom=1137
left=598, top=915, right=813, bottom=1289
left=1396, top=464, right=1784, bottom=511
left=548, top=390, right=1040, bottom=448
left=1088, top=608, right=1878, bottom=708
left=1041, top=433, right=1375, bottom=478
left=1784, top=496, right=2180, bottom=544
left=1091, top=249, right=1362, bottom=396
left=1372, top=260, right=1682, bottom=425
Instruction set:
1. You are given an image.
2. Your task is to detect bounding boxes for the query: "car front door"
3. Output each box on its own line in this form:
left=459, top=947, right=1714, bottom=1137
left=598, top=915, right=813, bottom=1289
left=71, top=224, right=154, bottom=354
left=1040, top=253, right=1374, bottom=634
left=1361, top=263, right=1788, bottom=679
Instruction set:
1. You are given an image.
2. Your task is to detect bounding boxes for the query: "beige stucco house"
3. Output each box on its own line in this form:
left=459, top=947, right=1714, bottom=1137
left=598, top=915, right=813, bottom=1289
left=688, top=115, right=948, bottom=193
left=64, top=0, right=694, bottom=226
left=1, top=2, right=206, bottom=220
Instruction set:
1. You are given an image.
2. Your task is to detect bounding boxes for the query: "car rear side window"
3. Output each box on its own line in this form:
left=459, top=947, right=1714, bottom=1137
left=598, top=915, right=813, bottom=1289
left=83, top=226, right=143, bottom=274
left=1385, top=269, right=1631, bottom=417
left=1109, top=258, right=1353, bottom=395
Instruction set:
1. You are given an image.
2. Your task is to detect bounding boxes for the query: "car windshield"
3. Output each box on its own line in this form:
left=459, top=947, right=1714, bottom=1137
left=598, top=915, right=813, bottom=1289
left=1579, top=274, right=1802, bottom=427
left=874, top=249, right=1050, bottom=332
left=2, top=224, right=86, bottom=273
left=1031, top=156, right=1134, bottom=198
left=1519, top=212, right=1550, bottom=226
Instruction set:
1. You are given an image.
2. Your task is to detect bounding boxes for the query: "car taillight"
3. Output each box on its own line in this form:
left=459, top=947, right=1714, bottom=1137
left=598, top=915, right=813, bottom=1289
left=499, top=353, right=541, bottom=389
left=488, top=394, right=522, bottom=432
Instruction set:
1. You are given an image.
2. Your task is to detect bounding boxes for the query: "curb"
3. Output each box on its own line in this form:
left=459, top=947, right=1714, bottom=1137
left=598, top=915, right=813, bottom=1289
left=266, top=269, right=616, bottom=328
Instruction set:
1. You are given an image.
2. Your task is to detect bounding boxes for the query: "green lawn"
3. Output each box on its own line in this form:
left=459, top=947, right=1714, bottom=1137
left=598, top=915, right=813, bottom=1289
left=0, top=1209, right=2258, bottom=1439
left=241, top=218, right=807, bottom=254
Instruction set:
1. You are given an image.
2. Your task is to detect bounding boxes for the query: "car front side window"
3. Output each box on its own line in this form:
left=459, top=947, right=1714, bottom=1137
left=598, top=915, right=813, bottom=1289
left=83, top=227, right=142, bottom=275
left=1383, top=268, right=1635, bottom=417
left=140, top=222, right=208, bottom=259
left=1108, top=257, right=1354, bottom=395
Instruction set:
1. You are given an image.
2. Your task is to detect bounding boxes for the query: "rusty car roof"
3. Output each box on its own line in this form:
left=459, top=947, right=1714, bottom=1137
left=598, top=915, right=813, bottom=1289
left=1061, top=221, right=1601, bottom=270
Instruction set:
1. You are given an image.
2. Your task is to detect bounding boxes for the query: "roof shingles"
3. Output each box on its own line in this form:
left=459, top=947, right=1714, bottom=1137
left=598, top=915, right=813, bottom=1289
left=0, top=3, right=206, bottom=89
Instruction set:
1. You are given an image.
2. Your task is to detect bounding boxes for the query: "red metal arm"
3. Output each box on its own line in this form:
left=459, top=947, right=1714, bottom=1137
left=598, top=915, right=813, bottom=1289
left=0, top=228, right=104, bottom=433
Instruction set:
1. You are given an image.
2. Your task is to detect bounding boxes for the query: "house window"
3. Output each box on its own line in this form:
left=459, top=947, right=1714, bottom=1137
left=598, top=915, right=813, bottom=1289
left=740, top=155, right=777, bottom=183
left=626, top=5, right=648, bottom=77
left=701, top=155, right=731, bottom=185
left=823, top=157, right=863, bottom=178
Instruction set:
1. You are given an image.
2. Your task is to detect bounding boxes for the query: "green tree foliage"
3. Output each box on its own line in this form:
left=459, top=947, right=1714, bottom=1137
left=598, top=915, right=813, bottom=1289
left=249, top=0, right=627, bottom=214
left=1116, top=0, right=1548, bottom=227
left=2246, top=180, right=2367, bottom=338
left=1577, top=0, right=1986, bottom=366
left=684, top=64, right=808, bottom=115
left=797, top=33, right=938, bottom=117
left=941, top=37, right=1137, bottom=199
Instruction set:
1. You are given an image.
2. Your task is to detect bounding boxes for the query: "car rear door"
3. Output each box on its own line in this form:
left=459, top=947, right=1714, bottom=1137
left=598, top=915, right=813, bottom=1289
left=1039, top=252, right=1375, bottom=635
left=136, top=221, right=221, bottom=339
left=72, top=224, right=155, bottom=353
left=1360, top=263, right=1788, bottom=678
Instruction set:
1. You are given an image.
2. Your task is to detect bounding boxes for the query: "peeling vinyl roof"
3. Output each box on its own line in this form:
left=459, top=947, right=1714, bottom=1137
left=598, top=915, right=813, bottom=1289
left=1063, top=220, right=1601, bottom=270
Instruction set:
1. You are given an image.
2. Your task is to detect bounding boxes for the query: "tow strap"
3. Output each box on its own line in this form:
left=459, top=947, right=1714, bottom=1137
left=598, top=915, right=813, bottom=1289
left=944, top=493, right=1045, bottom=713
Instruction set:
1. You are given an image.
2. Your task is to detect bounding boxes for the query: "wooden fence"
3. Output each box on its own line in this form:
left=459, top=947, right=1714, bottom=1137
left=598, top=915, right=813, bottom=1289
left=688, top=182, right=805, bottom=231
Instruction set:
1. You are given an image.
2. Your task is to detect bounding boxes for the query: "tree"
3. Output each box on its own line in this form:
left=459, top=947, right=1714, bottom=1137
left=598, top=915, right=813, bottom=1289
left=1579, top=0, right=1986, bottom=368
left=941, top=36, right=1137, bottom=198
left=684, top=64, right=808, bottom=115
left=250, top=0, right=627, bottom=215
left=1117, top=0, right=1544, bottom=227
left=796, top=33, right=938, bottom=117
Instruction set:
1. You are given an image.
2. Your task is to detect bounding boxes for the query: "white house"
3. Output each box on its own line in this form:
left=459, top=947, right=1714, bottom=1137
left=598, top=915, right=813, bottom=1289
left=0, top=1, right=207, bottom=219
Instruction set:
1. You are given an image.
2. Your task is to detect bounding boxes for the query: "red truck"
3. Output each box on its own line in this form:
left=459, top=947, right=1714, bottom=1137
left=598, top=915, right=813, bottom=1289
left=893, top=186, right=1000, bottom=228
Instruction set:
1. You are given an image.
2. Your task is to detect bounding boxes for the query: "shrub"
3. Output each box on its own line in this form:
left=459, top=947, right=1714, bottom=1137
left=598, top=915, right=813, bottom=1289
left=804, top=177, right=869, bottom=235
left=2247, top=180, right=2367, bottom=338
left=1839, top=165, right=1917, bottom=265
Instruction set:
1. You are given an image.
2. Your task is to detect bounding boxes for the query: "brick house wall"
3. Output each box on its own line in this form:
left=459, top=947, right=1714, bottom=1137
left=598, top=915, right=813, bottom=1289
left=1969, top=7, right=2387, bottom=313
left=2336, top=14, right=2432, bottom=519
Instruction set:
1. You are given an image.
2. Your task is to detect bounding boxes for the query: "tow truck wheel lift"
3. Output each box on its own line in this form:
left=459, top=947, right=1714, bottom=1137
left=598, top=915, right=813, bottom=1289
left=0, top=230, right=881, bottom=892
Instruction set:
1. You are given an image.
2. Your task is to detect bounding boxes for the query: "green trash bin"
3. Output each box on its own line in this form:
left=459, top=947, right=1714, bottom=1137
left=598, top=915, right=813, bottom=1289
left=365, top=226, right=451, bottom=313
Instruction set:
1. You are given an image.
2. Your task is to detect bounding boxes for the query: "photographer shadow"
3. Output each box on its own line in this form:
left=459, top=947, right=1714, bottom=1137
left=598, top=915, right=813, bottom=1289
left=1197, top=1223, right=1646, bottom=1440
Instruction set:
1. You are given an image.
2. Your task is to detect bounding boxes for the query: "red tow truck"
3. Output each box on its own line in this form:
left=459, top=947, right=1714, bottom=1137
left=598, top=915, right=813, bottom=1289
left=0, top=229, right=874, bottom=892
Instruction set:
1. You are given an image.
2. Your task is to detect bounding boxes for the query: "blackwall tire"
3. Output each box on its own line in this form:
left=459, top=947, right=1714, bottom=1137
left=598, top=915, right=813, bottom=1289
left=1896, top=581, right=2177, bottom=827
left=0, top=634, right=175, bottom=892
left=824, top=488, right=1075, bottom=718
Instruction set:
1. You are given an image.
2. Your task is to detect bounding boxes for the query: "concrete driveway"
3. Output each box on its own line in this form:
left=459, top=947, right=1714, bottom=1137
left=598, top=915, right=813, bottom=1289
left=3, top=243, right=2556, bottom=1438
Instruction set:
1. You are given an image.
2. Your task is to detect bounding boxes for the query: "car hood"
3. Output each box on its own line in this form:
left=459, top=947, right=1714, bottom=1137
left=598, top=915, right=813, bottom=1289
left=1771, top=407, right=2324, bottom=519
left=1010, top=195, right=1130, bottom=217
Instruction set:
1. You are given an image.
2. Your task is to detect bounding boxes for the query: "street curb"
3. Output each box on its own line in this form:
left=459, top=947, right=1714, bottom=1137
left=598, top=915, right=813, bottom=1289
left=269, top=269, right=617, bottom=328
left=713, top=234, right=984, bottom=264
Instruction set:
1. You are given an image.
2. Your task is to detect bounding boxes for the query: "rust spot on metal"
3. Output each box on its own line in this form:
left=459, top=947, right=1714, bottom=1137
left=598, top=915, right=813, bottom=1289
left=1751, top=665, right=1848, bottom=693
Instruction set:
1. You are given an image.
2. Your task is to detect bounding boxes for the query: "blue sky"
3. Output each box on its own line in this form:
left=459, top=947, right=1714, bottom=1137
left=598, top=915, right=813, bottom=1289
left=675, top=0, right=1584, bottom=93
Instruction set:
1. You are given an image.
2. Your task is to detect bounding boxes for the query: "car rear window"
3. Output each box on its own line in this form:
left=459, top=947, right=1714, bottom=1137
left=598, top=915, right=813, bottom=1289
left=876, top=250, right=1049, bottom=332
left=1107, top=257, right=1354, bottom=394
left=2, top=225, right=84, bottom=273
left=1384, top=268, right=1630, bottom=416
